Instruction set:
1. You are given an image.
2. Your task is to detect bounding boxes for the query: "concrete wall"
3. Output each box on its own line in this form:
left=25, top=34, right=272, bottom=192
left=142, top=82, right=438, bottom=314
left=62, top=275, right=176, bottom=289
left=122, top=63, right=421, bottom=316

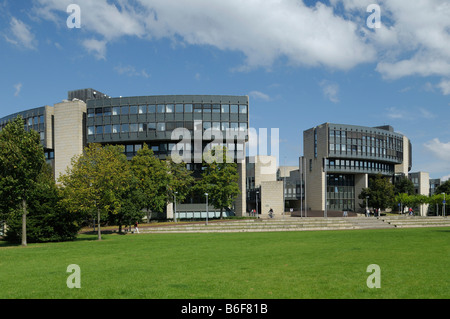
left=355, top=173, right=368, bottom=212
left=304, top=123, right=328, bottom=211
left=53, top=100, right=87, bottom=181
left=261, top=180, right=283, bottom=217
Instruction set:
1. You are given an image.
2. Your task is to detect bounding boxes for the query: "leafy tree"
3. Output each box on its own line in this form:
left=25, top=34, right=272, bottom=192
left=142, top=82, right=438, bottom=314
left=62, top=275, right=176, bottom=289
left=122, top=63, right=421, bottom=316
left=358, top=173, right=395, bottom=210
left=130, top=144, right=170, bottom=220
left=436, top=179, right=450, bottom=195
left=108, top=174, right=146, bottom=233
left=58, top=144, right=132, bottom=240
left=195, top=146, right=240, bottom=219
left=0, top=116, right=46, bottom=246
left=394, top=175, right=415, bottom=195
left=165, top=156, right=195, bottom=211
left=394, top=193, right=411, bottom=213
left=5, top=163, right=81, bottom=243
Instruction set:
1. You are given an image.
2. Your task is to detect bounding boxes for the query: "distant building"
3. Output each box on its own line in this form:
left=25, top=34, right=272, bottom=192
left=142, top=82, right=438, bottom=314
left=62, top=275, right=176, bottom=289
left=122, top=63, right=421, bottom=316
left=0, top=89, right=249, bottom=219
left=303, top=123, right=412, bottom=213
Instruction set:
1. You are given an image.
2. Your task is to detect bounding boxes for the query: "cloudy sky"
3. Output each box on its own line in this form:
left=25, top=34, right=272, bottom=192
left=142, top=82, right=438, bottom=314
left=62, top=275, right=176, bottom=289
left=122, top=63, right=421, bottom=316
left=1, top=0, right=450, bottom=179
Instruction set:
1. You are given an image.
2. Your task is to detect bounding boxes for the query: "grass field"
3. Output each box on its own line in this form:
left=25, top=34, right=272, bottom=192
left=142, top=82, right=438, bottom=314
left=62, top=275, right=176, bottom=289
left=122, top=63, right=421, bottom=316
left=0, top=227, right=449, bottom=299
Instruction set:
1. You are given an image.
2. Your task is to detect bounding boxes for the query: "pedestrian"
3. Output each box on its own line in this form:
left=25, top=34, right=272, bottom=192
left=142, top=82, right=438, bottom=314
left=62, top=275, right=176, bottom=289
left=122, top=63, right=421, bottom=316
left=269, top=208, right=274, bottom=218
left=134, top=221, right=140, bottom=234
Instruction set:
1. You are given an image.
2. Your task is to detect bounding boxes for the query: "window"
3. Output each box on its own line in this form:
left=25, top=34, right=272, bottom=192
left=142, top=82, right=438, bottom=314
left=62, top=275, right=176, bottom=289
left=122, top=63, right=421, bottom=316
left=166, top=104, right=174, bottom=113
left=130, top=124, right=138, bottom=132
left=112, top=107, right=120, bottom=115
left=212, top=122, right=220, bottom=130
left=221, top=122, right=229, bottom=131
left=39, top=115, right=44, bottom=124
left=138, top=105, right=146, bottom=114
left=212, top=104, right=220, bottom=113
left=138, top=123, right=145, bottom=132
left=239, top=105, right=247, bottom=114
left=230, top=104, right=238, bottom=113
left=203, top=122, right=211, bottom=131
left=166, top=122, right=176, bottom=130
left=121, top=106, right=129, bottom=115
left=103, top=107, right=112, bottom=116
left=121, top=124, right=129, bottom=133
left=104, top=125, right=112, bottom=134
left=194, top=104, right=202, bottom=113
left=88, top=109, right=95, bottom=118
left=148, top=105, right=156, bottom=113
left=88, top=126, right=94, bottom=135
left=157, top=123, right=166, bottom=131
left=130, top=105, right=138, bottom=114
left=40, top=132, right=45, bottom=140
left=157, top=104, right=165, bottom=113
left=176, top=104, right=184, bottom=113
left=239, top=123, right=247, bottom=131
left=221, top=104, right=229, bottom=113
left=113, top=125, right=120, bottom=133
left=95, top=108, right=103, bottom=116
left=185, top=104, right=193, bottom=112
left=148, top=122, right=156, bottom=131
left=203, top=104, right=211, bottom=113
left=96, top=126, right=103, bottom=134
left=27, top=118, right=33, bottom=126
left=230, top=122, right=238, bottom=131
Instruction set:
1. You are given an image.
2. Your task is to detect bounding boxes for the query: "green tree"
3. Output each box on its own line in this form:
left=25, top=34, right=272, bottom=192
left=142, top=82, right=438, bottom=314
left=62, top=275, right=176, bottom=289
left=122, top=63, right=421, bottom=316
left=195, top=146, right=240, bottom=219
left=358, top=173, right=395, bottom=210
left=165, top=156, right=195, bottom=216
left=5, top=163, right=81, bottom=243
left=58, top=144, right=133, bottom=240
left=0, top=116, right=46, bottom=246
left=130, top=144, right=170, bottom=220
left=394, top=175, right=415, bottom=195
left=436, top=179, right=450, bottom=195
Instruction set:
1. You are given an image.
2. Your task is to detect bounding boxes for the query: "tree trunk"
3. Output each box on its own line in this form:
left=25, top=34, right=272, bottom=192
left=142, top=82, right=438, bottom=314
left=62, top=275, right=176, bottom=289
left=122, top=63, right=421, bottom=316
left=22, top=199, right=27, bottom=247
left=220, top=207, right=223, bottom=219
left=97, top=206, right=101, bottom=241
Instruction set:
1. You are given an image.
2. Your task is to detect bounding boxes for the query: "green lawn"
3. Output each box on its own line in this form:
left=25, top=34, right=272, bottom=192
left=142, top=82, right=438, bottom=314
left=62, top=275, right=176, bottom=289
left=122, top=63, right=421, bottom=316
left=0, top=227, right=449, bottom=299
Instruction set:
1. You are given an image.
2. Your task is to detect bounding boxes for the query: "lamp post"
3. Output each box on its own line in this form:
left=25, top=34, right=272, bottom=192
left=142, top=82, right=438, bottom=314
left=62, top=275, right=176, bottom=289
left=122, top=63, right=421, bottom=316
left=174, top=191, right=178, bottom=223
left=205, top=193, right=209, bottom=226
left=442, top=193, right=446, bottom=217
left=256, top=190, right=259, bottom=219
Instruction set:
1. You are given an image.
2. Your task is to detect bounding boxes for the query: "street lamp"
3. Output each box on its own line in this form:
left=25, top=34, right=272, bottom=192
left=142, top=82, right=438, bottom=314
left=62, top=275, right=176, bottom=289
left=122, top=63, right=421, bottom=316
left=256, top=190, right=259, bottom=219
left=442, top=193, right=446, bottom=217
left=174, top=191, right=178, bottom=223
left=205, top=193, right=209, bottom=226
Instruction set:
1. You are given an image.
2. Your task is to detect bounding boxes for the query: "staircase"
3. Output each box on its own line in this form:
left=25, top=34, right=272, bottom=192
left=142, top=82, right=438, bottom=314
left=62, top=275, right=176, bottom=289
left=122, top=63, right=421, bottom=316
left=138, top=216, right=450, bottom=234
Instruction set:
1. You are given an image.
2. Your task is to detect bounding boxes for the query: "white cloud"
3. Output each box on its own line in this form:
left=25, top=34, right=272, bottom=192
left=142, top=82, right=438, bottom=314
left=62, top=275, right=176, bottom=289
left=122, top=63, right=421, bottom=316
left=319, top=80, right=339, bottom=103
left=114, top=64, right=150, bottom=78
left=35, top=0, right=376, bottom=70
left=4, top=17, right=37, bottom=49
left=438, top=80, right=450, bottom=95
left=249, top=91, right=271, bottom=102
left=14, top=83, right=22, bottom=97
left=441, top=174, right=450, bottom=182
left=424, top=138, right=450, bottom=161
left=82, top=38, right=107, bottom=60
left=32, top=0, right=450, bottom=90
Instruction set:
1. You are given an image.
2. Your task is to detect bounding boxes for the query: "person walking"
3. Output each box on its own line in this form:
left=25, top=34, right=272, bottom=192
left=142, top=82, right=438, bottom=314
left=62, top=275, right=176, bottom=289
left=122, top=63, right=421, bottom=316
left=134, top=221, right=140, bottom=234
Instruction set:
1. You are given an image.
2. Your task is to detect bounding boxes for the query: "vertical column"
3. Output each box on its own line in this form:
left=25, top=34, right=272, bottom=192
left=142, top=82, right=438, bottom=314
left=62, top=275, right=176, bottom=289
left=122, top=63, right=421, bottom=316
left=53, top=100, right=87, bottom=182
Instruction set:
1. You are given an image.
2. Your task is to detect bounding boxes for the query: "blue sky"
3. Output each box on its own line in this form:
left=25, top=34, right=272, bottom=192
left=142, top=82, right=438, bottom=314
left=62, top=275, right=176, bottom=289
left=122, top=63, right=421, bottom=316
left=1, top=0, right=450, bottom=179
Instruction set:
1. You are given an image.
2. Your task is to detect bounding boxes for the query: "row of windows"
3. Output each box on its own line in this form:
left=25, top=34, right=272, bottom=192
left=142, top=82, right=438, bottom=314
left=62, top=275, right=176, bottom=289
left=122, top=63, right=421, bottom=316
left=329, top=129, right=403, bottom=150
left=0, top=115, right=44, bottom=130
left=326, top=158, right=394, bottom=173
left=88, top=122, right=248, bottom=135
left=329, top=143, right=402, bottom=159
left=87, top=104, right=248, bottom=117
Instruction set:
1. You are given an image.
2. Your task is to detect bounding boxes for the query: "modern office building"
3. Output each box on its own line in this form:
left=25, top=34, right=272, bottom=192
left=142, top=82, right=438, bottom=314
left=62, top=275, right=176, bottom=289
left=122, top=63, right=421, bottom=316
left=303, top=123, right=412, bottom=213
left=408, top=171, right=430, bottom=216
left=0, top=89, right=249, bottom=219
